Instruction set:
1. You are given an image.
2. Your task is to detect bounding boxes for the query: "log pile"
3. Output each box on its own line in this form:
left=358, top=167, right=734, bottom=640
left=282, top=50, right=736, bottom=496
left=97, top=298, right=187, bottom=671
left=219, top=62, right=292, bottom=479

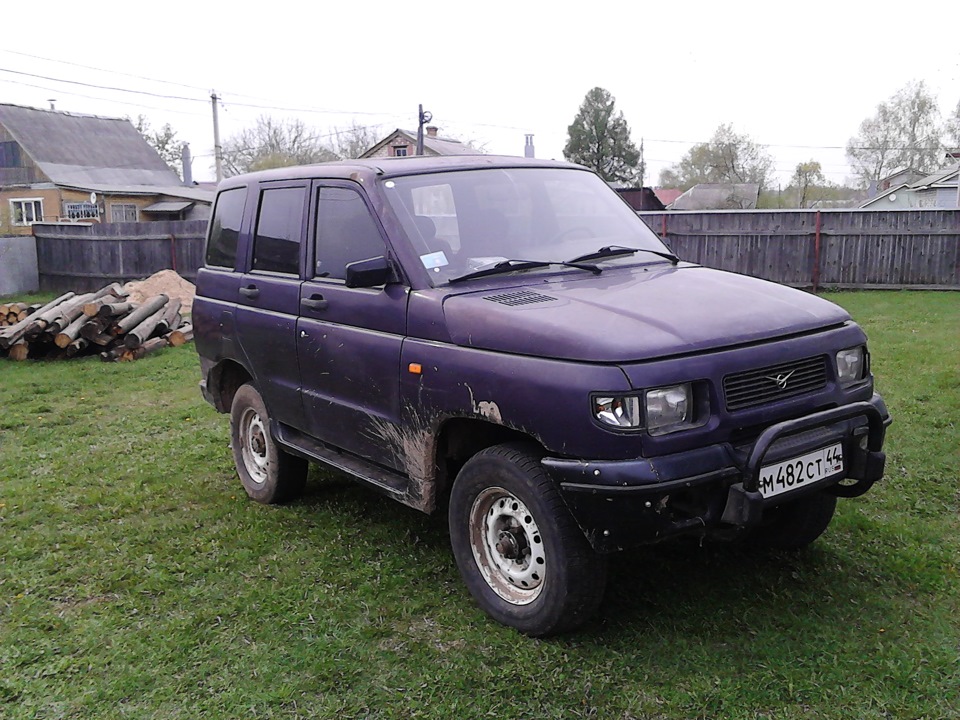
left=0, top=283, right=193, bottom=362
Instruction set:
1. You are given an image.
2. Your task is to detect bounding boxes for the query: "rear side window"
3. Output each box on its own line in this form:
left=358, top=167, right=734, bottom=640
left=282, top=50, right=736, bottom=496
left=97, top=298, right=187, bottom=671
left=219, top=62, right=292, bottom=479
left=252, top=187, right=306, bottom=275
left=205, top=188, right=245, bottom=268
left=314, top=187, right=386, bottom=280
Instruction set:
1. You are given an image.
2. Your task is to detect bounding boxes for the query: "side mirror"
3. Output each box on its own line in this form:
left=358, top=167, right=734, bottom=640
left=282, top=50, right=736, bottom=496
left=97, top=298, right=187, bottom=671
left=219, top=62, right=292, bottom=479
left=345, top=255, right=393, bottom=288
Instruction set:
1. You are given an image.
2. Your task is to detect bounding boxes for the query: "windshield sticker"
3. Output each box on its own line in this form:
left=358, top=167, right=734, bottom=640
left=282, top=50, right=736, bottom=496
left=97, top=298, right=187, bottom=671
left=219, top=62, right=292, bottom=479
left=384, top=180, right=396, bottom=189
left=421, top=251, right=449, bottom=270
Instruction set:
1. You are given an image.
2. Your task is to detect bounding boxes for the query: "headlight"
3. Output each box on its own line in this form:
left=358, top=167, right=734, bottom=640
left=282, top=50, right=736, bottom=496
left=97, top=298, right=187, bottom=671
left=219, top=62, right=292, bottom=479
left=594, top=395, right=641, bottom=428
left=836, top=346, right=865, bottom=387
left=645, top=383, right=692, bottom=435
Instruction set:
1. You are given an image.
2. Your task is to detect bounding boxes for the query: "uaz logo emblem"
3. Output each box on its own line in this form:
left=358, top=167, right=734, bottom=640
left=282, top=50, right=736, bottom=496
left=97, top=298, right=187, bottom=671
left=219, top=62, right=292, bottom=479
left=764, top=370, right=796, bottom=390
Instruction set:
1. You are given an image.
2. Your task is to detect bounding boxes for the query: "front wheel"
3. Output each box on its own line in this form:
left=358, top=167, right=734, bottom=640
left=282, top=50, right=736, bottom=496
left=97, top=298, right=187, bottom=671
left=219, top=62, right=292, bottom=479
left=230, top=383, right=307, bottom=504
left=448, top=443, right=607, bottom=636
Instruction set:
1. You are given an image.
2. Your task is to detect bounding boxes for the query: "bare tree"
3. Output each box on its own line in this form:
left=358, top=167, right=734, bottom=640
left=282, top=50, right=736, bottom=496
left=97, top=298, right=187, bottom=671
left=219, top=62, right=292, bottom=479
left=946, top=99, right=960, bottom=152
left=846, top=81, right=944, bottom=187
left=658, top=124, right=774, bottom=191
left=328, top=121, right=382, bottom=160
left=221, top=116, right=337, bottom=176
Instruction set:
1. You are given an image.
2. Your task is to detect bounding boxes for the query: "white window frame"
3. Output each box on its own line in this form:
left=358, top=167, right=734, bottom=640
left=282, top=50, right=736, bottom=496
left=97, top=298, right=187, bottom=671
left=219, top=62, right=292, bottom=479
left=394, top=145, right=409, bottom=157
left=110, top=203, right=139, bottom=222
left=10, top=198, right=44, bottom=226
left=63, top=201, right=100, bottom=221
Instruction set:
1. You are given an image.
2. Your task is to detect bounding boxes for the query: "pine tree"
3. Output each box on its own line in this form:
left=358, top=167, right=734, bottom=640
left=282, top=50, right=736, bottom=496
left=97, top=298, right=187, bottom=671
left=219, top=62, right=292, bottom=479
left=563, top=87, right=642, bottom=185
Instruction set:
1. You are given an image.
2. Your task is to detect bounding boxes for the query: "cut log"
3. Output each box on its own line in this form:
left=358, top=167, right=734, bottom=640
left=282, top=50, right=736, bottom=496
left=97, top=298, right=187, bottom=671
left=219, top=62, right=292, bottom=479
left=166, top=323, right=193, bottom=347
left=66, top=337, right=88, bottom=357
left=112, top=295, right=167, bottom=336
left=123, top=303, right=170, bottom=348
left=46, top=293, right=95, bottom=334
left=80, top=318, right=115, bottom=346
left=8, top=340, right=29, bottom=361
left=119, top=336, right=169, bottom=362
left=155, top=299, right=182, bottom=335
left=55, top=313, right=92, bottom=348
left=97, top=301, right=137, bottom=319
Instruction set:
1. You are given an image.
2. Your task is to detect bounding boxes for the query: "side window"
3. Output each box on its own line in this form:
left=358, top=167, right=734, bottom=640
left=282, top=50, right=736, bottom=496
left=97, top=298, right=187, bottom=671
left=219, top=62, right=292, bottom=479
left=252, top=187, right=305, bottom=275
left=314, top=187, right=386, bottom=280
left=205, top=188, right=245, bottom=268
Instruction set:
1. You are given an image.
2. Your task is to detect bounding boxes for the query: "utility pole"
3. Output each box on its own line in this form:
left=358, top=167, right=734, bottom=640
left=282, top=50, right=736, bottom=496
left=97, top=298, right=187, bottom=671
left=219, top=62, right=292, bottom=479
left=211, top=91, right=223, bottom=182
left=416, top=103, right=432, bottom=156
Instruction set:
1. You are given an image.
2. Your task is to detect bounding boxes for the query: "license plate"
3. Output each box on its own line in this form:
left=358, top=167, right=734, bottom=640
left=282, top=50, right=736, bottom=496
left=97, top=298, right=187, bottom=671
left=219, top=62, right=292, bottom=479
left=758, top=443, right=844, bottom=499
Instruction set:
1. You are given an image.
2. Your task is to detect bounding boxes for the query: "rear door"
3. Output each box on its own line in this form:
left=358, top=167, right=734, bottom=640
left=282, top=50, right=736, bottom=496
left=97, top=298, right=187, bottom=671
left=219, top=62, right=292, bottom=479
left=297, top=182, right=407, bottom=469
left=234, top=181, right=309, bottom=429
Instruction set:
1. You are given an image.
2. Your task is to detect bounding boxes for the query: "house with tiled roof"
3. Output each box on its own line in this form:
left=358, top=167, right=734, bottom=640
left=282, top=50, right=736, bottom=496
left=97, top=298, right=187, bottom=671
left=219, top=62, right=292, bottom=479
left=360, top=126, right=479, bottom=159
left=0, top=103, right=213, bottom=235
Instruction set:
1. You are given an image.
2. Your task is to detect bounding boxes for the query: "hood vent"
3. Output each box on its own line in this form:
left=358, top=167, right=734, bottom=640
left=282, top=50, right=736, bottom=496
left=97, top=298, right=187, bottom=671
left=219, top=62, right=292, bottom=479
left=483, top=290, right=557, bottom=307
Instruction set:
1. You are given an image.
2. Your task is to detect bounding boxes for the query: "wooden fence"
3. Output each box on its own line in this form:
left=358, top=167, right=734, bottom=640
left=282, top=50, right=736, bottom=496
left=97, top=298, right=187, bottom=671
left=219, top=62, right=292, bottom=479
left=28, top=210, right=960, bottom=293
left=639, top=209, right=960, bottom=290
left=33, top=220, right=208, bottom=292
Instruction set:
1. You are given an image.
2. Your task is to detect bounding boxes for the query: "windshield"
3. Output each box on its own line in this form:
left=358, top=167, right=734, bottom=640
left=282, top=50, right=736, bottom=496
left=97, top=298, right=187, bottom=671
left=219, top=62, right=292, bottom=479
left=381, top=167, right=672, bottom=285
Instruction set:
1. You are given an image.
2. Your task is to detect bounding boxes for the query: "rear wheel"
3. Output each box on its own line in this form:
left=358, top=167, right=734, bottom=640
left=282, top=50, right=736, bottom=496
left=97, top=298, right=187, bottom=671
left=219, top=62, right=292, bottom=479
left=448, top=443, right=607, bottom=636
left=230, top=383, right=307, bottom=504
left=749, top=491, right=837, bottom=550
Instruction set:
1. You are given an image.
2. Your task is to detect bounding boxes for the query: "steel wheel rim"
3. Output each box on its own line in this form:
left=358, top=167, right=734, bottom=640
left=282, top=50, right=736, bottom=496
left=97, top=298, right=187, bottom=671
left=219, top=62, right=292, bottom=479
left=239, top=407, right=269, bottom=485
left=468, top=487, right=545, bottom=605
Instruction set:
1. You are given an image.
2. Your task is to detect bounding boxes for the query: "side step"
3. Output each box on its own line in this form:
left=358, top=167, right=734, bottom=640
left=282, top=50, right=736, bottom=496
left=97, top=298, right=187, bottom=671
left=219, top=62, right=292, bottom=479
left=273, top=422, right=410, bottom=501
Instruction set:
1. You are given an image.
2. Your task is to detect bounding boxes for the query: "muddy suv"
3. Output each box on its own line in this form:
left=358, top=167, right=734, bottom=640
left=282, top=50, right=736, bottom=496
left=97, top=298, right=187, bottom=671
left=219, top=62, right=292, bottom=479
left=195, top=156, right=890, bottom=636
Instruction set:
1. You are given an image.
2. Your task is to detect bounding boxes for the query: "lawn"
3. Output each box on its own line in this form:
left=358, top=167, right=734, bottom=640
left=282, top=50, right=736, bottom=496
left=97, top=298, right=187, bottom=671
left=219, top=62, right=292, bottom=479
left=1, top=291, right=957, bottom=719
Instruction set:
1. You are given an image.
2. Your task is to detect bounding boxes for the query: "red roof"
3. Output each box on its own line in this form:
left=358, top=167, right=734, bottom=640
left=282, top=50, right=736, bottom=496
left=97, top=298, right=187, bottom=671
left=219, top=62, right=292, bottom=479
left=654, top=188, right=683, bottom=206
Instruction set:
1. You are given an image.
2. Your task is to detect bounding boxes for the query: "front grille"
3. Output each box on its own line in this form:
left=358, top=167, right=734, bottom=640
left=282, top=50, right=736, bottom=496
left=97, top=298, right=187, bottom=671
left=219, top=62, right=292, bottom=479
left=483, top=290, right=556, bottom=306
left=723, top=356, right=827, bottom=411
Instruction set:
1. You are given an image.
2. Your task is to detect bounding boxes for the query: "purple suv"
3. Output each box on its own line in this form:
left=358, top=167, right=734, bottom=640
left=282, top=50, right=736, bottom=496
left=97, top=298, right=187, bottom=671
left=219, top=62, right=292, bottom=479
left=195, top=156, right=890, bottom=635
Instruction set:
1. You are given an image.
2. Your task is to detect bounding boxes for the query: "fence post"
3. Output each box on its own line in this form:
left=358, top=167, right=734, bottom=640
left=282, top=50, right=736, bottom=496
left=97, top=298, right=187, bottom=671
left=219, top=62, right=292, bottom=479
left=812, top=210, right=822, bottom=293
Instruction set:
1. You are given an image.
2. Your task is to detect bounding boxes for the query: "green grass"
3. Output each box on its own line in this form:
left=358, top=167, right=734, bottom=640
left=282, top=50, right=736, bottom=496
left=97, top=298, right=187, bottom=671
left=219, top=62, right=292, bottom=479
left=1, top=291, right=958, bottom=719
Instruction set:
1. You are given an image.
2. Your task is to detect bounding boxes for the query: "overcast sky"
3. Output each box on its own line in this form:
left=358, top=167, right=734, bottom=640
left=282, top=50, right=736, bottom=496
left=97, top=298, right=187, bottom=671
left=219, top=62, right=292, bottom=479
left=2, top=0, right=958, bottom=186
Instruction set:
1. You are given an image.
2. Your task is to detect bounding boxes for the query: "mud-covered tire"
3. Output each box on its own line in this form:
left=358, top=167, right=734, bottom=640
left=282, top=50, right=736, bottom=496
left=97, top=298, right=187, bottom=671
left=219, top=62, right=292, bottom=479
left=230, top=383, right=307, bottom=504
left=749, top=491, right=838, bottom=550
left=448, top=443, right=607, bottom=636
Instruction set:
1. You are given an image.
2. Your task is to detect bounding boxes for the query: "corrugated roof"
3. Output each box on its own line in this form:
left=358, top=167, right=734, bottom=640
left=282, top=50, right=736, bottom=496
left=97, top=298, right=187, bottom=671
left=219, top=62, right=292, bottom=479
left=0, top=103, right=183, bottom=188
left=360, top=128, right=481, bottom=158
left=671, top=183, right=760, bottom=210
left=142, top=200, right=194, bottom=213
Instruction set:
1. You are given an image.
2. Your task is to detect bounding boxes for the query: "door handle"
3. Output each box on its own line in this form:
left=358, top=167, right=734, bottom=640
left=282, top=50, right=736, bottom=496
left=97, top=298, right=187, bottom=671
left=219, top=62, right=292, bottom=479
left=239, top=285, right=260, bottom=299
left=301, top=295, right=328, bottom=311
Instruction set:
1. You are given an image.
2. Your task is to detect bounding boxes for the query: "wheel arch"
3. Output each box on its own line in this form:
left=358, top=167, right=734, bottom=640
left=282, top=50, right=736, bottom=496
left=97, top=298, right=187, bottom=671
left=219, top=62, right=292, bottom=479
left=206, top=359, right=254, bottom=414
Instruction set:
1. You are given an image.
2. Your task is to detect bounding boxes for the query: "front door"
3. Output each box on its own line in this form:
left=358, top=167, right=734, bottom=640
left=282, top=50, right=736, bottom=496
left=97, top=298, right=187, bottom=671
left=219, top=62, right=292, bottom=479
left=297, top=183, right=407, bottom=469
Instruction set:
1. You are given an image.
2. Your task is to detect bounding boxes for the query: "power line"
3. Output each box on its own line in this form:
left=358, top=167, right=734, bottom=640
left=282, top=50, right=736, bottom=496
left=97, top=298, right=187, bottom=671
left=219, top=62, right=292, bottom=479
left=0, top=67, right=203, bottom=102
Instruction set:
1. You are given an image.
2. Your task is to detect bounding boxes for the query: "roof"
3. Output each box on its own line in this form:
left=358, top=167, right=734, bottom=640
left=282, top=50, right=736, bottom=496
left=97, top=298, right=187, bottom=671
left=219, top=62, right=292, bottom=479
left=653, top=188, right=683, bottom=206
left=360, top=128, right=481, bottom=158
left=909, top=164, right=959, bottom=189
left=57, top=182, right=214, bottom=203
left=0, top=103, right=183, bottom=189
left=671, top=183, right=761, bottom=210
left=142, top=200, right=194, bottom=213
left=219, top=155, right=586, bottom=190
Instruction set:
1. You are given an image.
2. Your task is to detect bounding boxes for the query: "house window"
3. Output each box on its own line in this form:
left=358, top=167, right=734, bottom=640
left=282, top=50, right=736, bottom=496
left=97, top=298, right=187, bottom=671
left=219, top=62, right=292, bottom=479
left=111, top=203, right=139, bottom=222
left=394, top=146, right=409, bottom=157
left=10, top=198, right=43, bottom=226
left=64, top=202, right=100, bottom=220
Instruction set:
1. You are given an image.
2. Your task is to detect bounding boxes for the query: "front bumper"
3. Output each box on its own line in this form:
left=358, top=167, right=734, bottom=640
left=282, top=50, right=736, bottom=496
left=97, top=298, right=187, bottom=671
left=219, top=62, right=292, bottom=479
left=544, top=394, right=890, bottom=553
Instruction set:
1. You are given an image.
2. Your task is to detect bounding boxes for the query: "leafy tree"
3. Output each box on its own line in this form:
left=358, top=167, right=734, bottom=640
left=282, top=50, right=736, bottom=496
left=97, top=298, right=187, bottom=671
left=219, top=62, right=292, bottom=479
left=658, top=124, right=774, bottom=191
left=221, top=115, right=337, bottom=176
left=563, top=87, right=642, bottom=185
left=792, top=160, right=827, bottom=208
left=130, top=114, right=185, bottom=179
left=946, top=99, right=960, bottom=151
left=846, top=81, right=944, bottom=187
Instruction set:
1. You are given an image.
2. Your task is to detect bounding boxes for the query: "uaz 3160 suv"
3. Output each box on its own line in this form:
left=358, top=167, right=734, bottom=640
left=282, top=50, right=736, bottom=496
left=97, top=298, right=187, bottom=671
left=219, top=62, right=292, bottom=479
left=195, top=156, right=890, bottom=635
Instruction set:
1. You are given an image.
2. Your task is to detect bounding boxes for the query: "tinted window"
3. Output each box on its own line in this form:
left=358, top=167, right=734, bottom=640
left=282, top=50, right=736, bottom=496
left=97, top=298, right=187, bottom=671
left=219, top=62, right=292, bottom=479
left=315, top=187, right=386, bottom=280
left=205, top=187, right=245, bottom=268
left=253, top=187, right=305, bottom=275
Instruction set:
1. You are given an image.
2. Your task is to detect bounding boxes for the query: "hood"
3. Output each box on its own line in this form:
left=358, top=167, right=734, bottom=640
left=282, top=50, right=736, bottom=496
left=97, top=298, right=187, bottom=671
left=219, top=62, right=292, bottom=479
left=441, top=265, right=850, bottom=362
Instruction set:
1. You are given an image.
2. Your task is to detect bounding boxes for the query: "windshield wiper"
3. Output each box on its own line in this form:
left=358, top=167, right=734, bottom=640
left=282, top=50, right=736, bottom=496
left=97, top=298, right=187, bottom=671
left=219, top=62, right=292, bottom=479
left=566, top=245, right=680, bottom=265
left=448, top=258, right=601, bottom=284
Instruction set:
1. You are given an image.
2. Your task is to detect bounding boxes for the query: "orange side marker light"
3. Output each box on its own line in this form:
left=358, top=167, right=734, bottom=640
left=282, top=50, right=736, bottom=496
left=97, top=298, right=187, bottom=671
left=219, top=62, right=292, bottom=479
left=408, top=363, right=423, bottom=375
